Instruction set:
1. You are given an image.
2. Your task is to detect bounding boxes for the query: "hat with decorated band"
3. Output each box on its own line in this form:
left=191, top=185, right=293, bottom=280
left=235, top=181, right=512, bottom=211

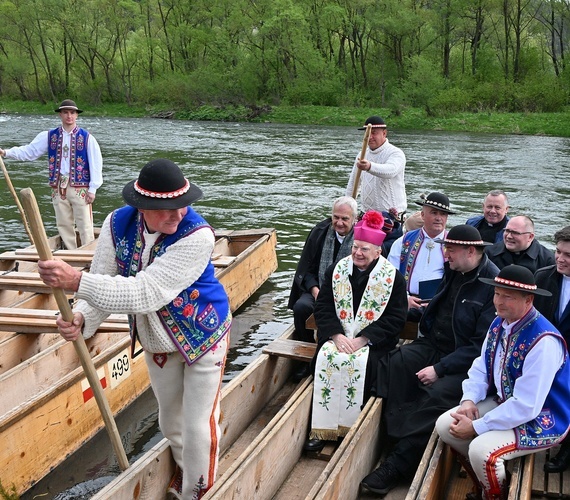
left=54, top=99, right=83, bottom=113
left=434, top=224, right=492, bottom=247
left=122, top=158, right=203, bottom=209
left=415, top=192, right=455, bottom=214
left=354, top=210, right=387, bottom=247
left=479, top=264, right=552, bottom=296
left=358, top=115, right=387, bottom=130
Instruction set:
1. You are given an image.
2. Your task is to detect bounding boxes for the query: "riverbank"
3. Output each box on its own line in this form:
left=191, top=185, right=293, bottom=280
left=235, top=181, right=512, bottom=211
left=2, top=99, right=570, bottom=137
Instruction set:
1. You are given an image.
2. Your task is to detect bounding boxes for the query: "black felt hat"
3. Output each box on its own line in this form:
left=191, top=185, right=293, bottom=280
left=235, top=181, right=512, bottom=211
left=434, top=224, right=492, bottom=247
left=415, top=192, right=455, bottom=214
left=358, top=115, right=387, bottom=130
left=54, top=99, right=83, bottom=113
left=122, top=158, right=203, bottom=209
left=479, top=264, right=552, bottom=296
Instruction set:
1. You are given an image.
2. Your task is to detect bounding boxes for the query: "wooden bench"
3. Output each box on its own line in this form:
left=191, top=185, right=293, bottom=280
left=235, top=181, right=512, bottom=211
left=305, top=313, right=419, bottom=341
left=0, top=307, right=129, bottom=334
left=407, top=428, right=535, bottom=500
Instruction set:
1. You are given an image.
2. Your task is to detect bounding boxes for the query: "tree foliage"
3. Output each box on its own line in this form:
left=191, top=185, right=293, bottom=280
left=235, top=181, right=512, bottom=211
left=0, top=0, right=568, bottom=114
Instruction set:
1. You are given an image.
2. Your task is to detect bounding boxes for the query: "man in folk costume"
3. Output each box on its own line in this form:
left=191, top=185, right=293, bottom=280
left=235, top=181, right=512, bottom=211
left=38, top=159, right=230, bottom=500
left=304, top=210, right=408, bottom=452
left=436, top=265, right=570, bottom=500
left=388, top=191, right=454, bottom=320
left=0, top=99, right=103, bottom=249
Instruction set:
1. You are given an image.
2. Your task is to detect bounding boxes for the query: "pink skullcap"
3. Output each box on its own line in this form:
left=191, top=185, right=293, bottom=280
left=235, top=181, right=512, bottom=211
left=354, top=210, right=387, bottom=247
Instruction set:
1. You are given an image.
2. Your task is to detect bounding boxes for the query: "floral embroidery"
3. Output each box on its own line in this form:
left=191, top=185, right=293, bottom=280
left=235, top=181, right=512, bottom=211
left=317, top=344, right=340, bottom=411
left=342, top=353, right=362, bottom=409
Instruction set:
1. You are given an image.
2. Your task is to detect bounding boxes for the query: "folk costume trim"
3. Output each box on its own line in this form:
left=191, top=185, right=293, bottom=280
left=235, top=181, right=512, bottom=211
left=111, top=206, right=231, bottom=366
left=134, top=178, right=190, bottom=199
left=399, top=229, right=446, bottom=289
left=311, top=255, right=396, bottom=440
left=485, top=309, right=570, bottom=449
left=48, top=126, right=91, bottom=188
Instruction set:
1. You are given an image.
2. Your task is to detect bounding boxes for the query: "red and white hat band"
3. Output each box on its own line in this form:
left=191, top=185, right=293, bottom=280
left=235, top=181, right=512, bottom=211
left=134, top=179, right=190, bottom=199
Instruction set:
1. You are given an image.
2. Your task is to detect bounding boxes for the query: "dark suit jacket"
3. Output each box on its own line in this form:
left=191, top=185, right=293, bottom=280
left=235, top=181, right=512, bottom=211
left=534, top=265, right=570, bottom=342
left=485, top=239, right=555, bottom=273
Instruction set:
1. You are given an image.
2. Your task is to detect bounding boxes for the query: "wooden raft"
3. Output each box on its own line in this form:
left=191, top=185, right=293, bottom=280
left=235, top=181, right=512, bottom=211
left=0, top=307, right=129, bottom=334
left=407, top=427, right=535, bottom=500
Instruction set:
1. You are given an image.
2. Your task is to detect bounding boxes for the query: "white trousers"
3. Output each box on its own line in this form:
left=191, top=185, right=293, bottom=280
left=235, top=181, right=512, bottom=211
left=145, top=334, right=228, bottom=499
left=436, top=396, right=544, bottom=497
left=51, top=186, right=94, bottom=249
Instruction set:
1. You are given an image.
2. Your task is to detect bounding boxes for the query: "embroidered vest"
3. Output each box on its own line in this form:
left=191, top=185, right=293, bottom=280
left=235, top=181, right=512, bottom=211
left=399, top=229, right=446, bottom=290
left=485, top=309, right=570, bottom=449
left=110, top=206, right=231, bottom=365
left=48, top=126, right=91, bottom=187
left=332, top=255, right=396, bottom=338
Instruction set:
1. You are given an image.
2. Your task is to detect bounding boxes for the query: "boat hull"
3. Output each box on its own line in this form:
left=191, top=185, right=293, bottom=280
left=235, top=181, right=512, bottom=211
left=0, top=228, right=277, bottom=495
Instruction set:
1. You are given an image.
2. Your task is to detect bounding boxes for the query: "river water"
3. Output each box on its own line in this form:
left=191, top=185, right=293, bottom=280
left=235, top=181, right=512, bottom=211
left=0, top=114, right=569, bottom=498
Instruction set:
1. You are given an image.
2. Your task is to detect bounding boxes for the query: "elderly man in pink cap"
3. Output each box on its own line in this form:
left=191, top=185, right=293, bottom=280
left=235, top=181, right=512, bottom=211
left=304, top=210, right=408, bottom=452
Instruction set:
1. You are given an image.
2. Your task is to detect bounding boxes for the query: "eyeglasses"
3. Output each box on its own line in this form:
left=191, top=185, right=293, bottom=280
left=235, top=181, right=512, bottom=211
left=352, top=244, right=374, bottom=253
left=504, top=229, right=532, bottom=237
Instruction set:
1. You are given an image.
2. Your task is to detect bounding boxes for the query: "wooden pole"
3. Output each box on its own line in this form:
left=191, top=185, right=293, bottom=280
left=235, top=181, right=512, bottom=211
left=19, top=187, right=130, bottom=472
left=351, top=123, right=372, bottom=200
left=0, top=155, right=34, bottom=244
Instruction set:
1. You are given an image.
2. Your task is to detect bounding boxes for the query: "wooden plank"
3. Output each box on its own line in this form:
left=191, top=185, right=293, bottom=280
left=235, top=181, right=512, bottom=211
left=92, top=326, right=298, bottom=500
left=508, top=454, right=534, bottom=500
left=306, top=314, right=418, bottom=342
left=216, top=230, right=277, bottom=312
left=0, top=307, right=128, bottom=333
left=212, top=255, right=236, bottom=267
left=0, top=332, right=61, bottom=375
left=407, top=426, right=442, bottom=499
left=262, top=338, right=316, bottom=362
left=0, top=336, right=150, bottom=494
left=310, top=398, right=383, bottom=500
left=0, top=332, right=127, bottom=415
left=204, top=380, right=313, bottom=499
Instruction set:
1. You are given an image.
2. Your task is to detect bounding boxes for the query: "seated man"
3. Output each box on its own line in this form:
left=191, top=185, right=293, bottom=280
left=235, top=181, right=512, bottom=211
left=304, top=210, right=407, bottom=452
left=436, top=265, right=570, bottom=500
left=485, top=215, right=554, bottom=273
left=288, top=196, right=357, bottom=339
left=360, top=225, right=498, bottom=495
left=534, top=226, right=570, bottom=473
left=466, top=190, right=510, bottom=243
left=388, top=192, right=454, bottom=321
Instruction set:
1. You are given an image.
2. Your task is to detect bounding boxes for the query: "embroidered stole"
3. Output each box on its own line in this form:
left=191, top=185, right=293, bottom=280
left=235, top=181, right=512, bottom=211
left=311, top=256, right=395, bottom=440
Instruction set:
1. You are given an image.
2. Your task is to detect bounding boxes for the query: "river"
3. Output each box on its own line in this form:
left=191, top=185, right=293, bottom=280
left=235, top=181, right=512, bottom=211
left=0, top=113, right=568, bottom=498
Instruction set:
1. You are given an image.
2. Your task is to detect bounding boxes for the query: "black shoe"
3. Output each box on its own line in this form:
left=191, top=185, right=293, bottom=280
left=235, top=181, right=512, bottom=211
left=544, top=445, right=570, bottom=473
left=361, top=461, right=402, bottom=495
left=304, top=438, right=325, bottom=452
left=292, top=363, right=311, bottom=383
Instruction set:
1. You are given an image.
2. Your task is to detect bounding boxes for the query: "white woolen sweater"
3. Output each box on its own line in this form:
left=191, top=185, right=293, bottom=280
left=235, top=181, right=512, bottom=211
left=345, top=138, right=407, bottom=213
left=75, top=214, right=215, bottom=353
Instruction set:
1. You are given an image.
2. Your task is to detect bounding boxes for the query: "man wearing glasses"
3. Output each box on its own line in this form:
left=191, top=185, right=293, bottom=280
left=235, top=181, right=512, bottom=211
left=485, top=215, right=554, bottom=273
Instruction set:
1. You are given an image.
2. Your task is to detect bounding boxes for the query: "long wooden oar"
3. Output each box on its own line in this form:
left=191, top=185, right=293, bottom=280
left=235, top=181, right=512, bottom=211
left=351, top=123, right=372, bottom=199
left=0, top=155, right=34, bottom=244
left=19, top=187, right=129, bottom=471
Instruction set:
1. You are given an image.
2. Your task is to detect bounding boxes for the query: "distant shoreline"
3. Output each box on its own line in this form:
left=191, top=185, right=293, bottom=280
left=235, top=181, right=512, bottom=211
left=2, top=100, right=570, bottom=137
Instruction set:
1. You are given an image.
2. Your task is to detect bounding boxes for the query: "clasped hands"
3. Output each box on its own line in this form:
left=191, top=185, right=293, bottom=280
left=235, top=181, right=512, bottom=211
left=449, top=400, right=479, bottom=440
left=331, top=334, right=368, bottom=354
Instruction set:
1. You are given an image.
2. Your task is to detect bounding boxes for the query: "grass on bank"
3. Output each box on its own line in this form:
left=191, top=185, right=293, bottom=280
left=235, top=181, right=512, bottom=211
left=2, top=100, right=570, bottom=137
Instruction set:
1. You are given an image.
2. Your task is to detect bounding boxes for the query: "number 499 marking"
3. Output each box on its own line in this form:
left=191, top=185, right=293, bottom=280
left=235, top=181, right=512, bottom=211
left=108, top=348, right=131, bottom=388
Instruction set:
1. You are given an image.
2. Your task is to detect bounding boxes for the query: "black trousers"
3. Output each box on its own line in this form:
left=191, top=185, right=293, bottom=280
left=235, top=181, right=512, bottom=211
left=292, top=291, right=316, bottom=343
left=376, top=338, right=466, bottom=478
